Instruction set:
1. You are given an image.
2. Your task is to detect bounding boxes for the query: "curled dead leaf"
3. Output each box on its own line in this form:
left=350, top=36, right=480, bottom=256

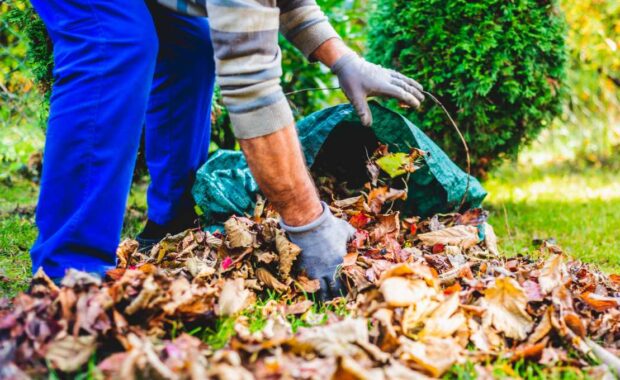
left=218, top=279, right=250, bottom=316
left=275, top=230, right=301, bottom=279
left=256, top=267, right=289, bottom=293
left=418, top=225, right=479, bottom=249
left=396, top=336, right=462, bottom=377
left=117, top=239, right=139, bottom=268
left=225, top=217, right=256, bottom=249
left=45, top=335, right=97, bottom=372
left=482, top=277, right=533, bottom=341
left=294, top=318, right=369, bottom=357
left=379, top=277, right=436, bottom=307
left=296, top=274, right=321, bottom=294
left=483, top=223, right=499, bottom=256
left=581, top=292, right=619, bottom=312
left=539, top=254, right=566, bottom=294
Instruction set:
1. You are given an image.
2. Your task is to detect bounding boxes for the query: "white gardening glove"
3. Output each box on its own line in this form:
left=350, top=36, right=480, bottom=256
left=331, top=53, right=424, bottom=126
left=280, top=202, right=355, bottom=301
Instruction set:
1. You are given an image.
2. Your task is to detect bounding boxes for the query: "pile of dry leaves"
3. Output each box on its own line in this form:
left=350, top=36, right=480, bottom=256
left=1, top=147, right=619, bottom=379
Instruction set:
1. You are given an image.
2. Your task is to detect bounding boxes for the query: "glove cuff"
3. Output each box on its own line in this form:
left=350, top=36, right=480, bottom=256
left=330, top=52, right=359, bottom=74
left=280, top=201, right=332, bottom=234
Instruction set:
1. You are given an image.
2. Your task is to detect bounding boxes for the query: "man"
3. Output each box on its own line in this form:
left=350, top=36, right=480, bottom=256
left=30, top=0, right=424, bottom=300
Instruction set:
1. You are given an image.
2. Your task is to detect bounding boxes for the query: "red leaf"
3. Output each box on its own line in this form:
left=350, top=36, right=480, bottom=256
left=349, top=212, right=371, bottom=229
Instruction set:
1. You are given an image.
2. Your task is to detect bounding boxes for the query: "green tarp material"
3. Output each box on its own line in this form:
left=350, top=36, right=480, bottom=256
left=192, top=102, right=487, bottom=226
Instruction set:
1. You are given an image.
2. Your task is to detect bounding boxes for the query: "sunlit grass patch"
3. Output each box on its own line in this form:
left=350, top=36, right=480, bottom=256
left=485, top=163, right=620, bottom=273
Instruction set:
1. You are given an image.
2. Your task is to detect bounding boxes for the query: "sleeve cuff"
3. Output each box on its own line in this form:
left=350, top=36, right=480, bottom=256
left=291, top=22, right=340, bottom=60
left=229, top=96, right=295, bottom=139
left=280, top=202, right=331, bottom=234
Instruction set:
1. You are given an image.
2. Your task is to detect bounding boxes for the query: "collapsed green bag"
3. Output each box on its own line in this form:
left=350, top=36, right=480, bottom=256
left=192, top=102, right=486, bottom=226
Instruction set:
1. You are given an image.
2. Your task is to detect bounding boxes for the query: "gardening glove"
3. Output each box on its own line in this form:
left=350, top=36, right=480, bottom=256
left=280, top=202, right=356, bottom=301
left=331, top=52, right=425, bottom=127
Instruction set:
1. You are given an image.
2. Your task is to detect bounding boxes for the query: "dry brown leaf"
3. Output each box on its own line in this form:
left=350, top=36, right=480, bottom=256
left=419, top=293, right=466, bottom=339
left=379, top=277, right=436, bottom=307
left=539, top=254, right=566, bottom=294
left=333, top=196, right=366, bottom=211
left=396, top=336, right=462, bottom=377
left=294, top=318, right=368, bottom=357
left=482, top=277, right=533, bottom=340
left=483, top=223, right=499, bottom=256
left=185, top=257, right=216, bottom=279
left=256, top=267, right=289, bottom=293
left=511, top=340, right=547, bottom=361
left=285, top=300, right=314, bottom=315
left=369, top=213, right=400, bottom=242
left=383, top=361, right=430, bottom=380
left=580, top=292, right=619, bottom=312
left=418, top=225, right=479, bottom=249
left=117, top=239, right=139, bottom=268
left=125, top=275, right=159, bottom=315
left=275, top=230, right=301, bottom=279
left=218, top=278, right=250, bottom=316
left=45, top=335, right=97, bottom=372
left=333, top=356, right=379, bottom=380
left=254, top=250, right=278, bottom=265
left=564, top=312, right=586, bottom=338
left=296, top=275, right=321, bottom=293
left=527, top=308, right=553, bottom=344
left=468, top=317, right=492, bottom=352
left=224, top=217, right=256, bottom=249
left=368, top=187, right=407, bottom=214
left=372, top=308, right=400, bottom=352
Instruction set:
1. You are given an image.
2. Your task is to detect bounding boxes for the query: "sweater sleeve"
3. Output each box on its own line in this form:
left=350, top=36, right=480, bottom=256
left=278, top=0, right=341, bottom=59
left=206, top=0, right=293, bottom=139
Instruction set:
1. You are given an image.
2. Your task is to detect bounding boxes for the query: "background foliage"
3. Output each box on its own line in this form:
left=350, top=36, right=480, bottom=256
left=0, top=0, right=48, bottom=166
left=1, top=0, right=618, bottom=168
left=533, top=0, right=620, bottom=165
left=367, top=0, right=568, bottom=176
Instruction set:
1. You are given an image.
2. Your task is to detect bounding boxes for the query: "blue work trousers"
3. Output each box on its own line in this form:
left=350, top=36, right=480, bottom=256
left=30, top=0, right=216, bottom=278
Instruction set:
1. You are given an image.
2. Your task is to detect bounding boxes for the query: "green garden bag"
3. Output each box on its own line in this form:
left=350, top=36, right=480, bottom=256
left=192, top=102, right=487, bottom=226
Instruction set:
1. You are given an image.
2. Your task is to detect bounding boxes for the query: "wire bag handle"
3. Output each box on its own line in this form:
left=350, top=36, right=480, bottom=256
left=285, top=87, right=472, bottom=211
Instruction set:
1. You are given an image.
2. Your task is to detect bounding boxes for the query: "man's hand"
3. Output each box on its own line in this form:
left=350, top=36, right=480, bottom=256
left=281, top=202, right=355, bottom=301
left=332, top=53, right=425, bottom=127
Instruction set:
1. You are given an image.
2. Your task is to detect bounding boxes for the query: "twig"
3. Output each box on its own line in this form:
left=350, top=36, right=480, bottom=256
left=501, top=203, right=516, bottom=253
left=283, top=86, right=473, bottom=212
left=421, top=90, right=471, bottom=212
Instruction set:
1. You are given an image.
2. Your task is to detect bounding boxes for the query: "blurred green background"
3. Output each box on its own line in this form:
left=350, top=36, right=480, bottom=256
left=1, top=0, right=619, bottom=296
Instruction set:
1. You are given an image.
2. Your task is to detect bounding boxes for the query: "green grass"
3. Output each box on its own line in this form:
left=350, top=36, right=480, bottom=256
left=0, top=171, right=38, bottom=297
left=485, top=163, right=620, bottom=273
left=0, top=165, right=148, bottom=298
left=445, top=359, right=591, bottom=380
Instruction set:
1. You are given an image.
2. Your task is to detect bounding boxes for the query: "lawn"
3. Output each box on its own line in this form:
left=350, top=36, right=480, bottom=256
left=0, top=167, right=148, bottom=297
left=485, top=163, right=620, bottom=273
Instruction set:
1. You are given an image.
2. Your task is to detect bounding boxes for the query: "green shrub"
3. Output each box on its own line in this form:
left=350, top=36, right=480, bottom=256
left=367, top=0, right=568, bottom=176
left=5, top=1, right=53, bottom=97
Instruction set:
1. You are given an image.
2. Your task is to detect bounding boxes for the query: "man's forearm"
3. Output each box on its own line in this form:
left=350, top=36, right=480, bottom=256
left=310, top=37, right=354, bottom=68
left=238, top=125, right=322, bottom=227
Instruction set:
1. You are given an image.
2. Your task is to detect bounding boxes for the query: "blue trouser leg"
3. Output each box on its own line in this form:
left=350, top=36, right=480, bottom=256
left=30, top=0, right=159, bottom=278
left=145, top=3, right=216, bottom=225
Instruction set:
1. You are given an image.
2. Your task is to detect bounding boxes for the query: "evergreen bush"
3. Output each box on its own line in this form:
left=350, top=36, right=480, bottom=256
left=367, top=0, right=568, bottom=175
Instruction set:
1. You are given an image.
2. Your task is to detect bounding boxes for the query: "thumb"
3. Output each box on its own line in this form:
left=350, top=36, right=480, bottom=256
left=352, top=98, right=373, bottom=127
